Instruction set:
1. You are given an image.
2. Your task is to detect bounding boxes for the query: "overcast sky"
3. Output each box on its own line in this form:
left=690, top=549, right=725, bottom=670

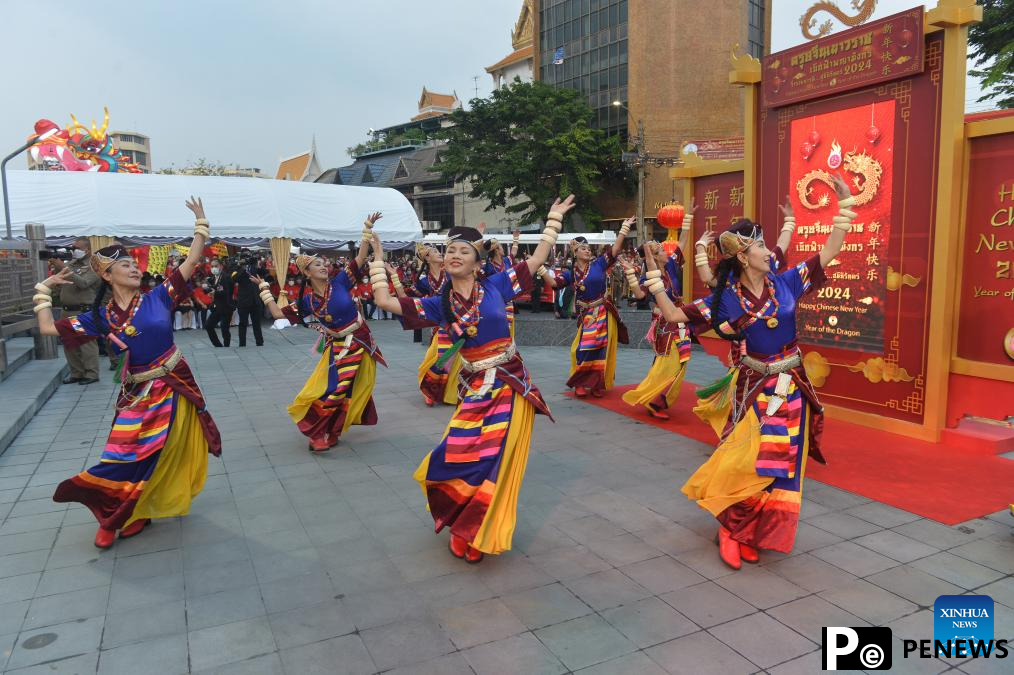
left=0, top=0, right=523, bottom=174
left=1, top=1, right=995, bottom=177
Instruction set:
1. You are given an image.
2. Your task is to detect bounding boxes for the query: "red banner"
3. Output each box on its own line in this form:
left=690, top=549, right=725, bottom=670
left=756, top=31, right=943, bottom=425
left=762, top=7, right=924, bottom=109
left=690, top=172, right=745, bottom=301
left=682, top=138, right=745, bottom=161
left=956, top=132, right=1014, bottom=365
left=790, top=100, right=896, bottom=353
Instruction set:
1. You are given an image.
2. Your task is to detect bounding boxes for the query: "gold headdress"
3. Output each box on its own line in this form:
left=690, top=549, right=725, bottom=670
left=294, top=254, right=319, bottom=275
left=415, top=242, right=432, bottom=261
left=718, top=222, right=763, bottom=259
left=90, top=245, right=132, bottom=276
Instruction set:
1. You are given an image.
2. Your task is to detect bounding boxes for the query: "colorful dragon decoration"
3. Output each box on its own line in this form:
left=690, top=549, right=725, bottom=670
left=800, top=0, right=878, bottom=40
left=796, top=148, right=882, bottom=209
left=28, top=107, right=141, bottom=173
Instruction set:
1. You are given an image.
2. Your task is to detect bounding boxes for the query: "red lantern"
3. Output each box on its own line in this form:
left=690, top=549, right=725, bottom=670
left=771, top=76, right=782, bottom=92
left=808, top=129, right=821, bottom=147
left=865, top=125, right=881, bottom=144
left=657, top=203, right=686, bottom=253
left=800, top=141, right=814, bottom=160
left=656, top=203, right=685, bottom=230
left=900, top=28, right=913, bottom=48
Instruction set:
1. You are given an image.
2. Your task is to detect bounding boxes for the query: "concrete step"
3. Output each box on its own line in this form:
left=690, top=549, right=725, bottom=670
left=0, top=337, right=35, bottom=382
left=0, top=352, right=68, bottom=455
left=940, top=418, right=1014, bottom=457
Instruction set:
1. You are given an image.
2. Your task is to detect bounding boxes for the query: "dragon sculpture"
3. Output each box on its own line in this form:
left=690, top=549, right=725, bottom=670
left=796, top=149, right=882, bottom=209
left=28, top=107, right=141, bottom=173
left=800, top=0, right=878, bottom=40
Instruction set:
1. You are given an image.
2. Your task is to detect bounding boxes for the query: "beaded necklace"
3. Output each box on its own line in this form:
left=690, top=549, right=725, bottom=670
left=105, top=293, right=143, bottom=337
left=732, top=275, right=780, bottom=329
left=426, top=268, right=445, bottom=296
left=573, top=260, right=591, bottom=293
left=449, top=280, right=484, bottom=338
left=307, top=280, right=333, bottom=324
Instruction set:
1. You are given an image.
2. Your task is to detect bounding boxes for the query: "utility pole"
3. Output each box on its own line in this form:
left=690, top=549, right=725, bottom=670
left=635, top=119, right=645, bottom=244
left=615, top=102, right=684, bottom=245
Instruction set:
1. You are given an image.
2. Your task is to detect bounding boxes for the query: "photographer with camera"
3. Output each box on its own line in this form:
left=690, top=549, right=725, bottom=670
left=234, top=254, right=267, bottom=347
left=48, top=237, right=100, bottom=384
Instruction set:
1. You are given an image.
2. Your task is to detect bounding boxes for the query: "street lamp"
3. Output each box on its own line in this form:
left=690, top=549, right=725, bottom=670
left=2, top=128, right=57, bottom=244
left=613, top=101, right=646, bottom=244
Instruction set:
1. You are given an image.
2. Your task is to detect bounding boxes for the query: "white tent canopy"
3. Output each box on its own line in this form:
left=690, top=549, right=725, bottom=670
left=5, top=170, right=423, bottom=242
left=421, top=231, right=617, bottom=245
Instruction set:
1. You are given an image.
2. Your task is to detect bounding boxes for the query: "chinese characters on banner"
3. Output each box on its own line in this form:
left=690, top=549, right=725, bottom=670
left=957, top=132, right=1014, bottom=364
left=790, top=100, right=896, bottom=353
left=762, top=7, right=924, bottom=108
left=690, top=172, right=745, bottom=301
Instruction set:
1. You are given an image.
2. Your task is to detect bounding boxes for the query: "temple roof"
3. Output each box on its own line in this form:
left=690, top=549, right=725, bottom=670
left=485, top=45, right=534, bottom=73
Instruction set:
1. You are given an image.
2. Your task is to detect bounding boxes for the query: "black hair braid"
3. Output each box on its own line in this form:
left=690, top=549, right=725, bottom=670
left=295, top=276, right=309, bottom=327
left=440, top=280, right=454, bottom=331
left=91, top=280, right=110, bottom=335
left=707, top=257, right=742, bottom=342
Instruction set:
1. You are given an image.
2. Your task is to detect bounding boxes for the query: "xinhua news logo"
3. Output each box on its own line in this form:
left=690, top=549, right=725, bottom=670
left=822, top=595, right=1010, bottom=670
left=822, top=627, right=892, bottom=670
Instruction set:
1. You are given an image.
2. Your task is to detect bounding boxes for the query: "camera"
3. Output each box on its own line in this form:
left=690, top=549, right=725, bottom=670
left=822, top=627, right=892, bottom=670
left=38, top=249, right=71, bottom=261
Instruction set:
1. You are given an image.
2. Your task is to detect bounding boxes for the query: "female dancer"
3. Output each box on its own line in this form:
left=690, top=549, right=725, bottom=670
left=369, top=198, right=574, bottom=563
left=646, top=175, right=854, bottom=569
left=482, top=232, right=520, bottom=334
left=620, top=208, right=694, bottom=420
left=556, top=218, right=634, bottom=397
left=409, top=243, right=461, bottom=406
left=257, top=214, right=386, bottom=452
left=35, top=198, right=222, bottom=549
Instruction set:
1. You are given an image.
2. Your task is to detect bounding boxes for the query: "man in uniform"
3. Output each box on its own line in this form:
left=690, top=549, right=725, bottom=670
left=51, top=237, right=100, bottom=384
left=204, top=257, right=234, bottom=347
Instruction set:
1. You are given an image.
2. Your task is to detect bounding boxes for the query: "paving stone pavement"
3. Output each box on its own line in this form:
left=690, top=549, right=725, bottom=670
left=0, top=319, right=1011, bottom=674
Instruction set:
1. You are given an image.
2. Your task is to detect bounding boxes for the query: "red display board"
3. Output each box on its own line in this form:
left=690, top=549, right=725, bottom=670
left=756, top=32, right=944, bottom=425
left=789, top=100, right=896, bottom=353
left=762, top=7, right=924, bottom=109
left=956, top=132, right=1014, bottom=365
left=689, top=171, right=745, bottom=302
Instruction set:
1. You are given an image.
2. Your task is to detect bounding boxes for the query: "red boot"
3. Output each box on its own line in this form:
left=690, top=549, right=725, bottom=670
left=739, top=543, right=759, bottom=564
left=448, top=533, right=468, bottom=559
left=574, top=386, right=589, bottom=398
left=591, top=388, right=604, bottom=398
left=465, top=545, right=484, bottom=564
left=717, top=526, right=741, bottom=570
left=119, top=518, right=150, bottom=540
left=648, top=408, right=670, bottom=420
left=424, top=396, right=435, bottom=407
left=94, top=527, right=115, bottom=549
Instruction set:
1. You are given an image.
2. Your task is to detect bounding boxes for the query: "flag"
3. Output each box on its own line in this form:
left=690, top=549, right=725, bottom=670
left=553, top=47, right=565, bottom=65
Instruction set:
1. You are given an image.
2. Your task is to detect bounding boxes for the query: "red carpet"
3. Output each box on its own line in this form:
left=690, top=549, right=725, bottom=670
left=570, top=382, right=1014, bottom=525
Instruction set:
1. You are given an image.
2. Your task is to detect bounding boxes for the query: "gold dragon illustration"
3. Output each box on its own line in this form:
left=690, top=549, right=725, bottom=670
left=800, top=0, right=878, bottom=40
left=796, top=149, right=883, bottom=209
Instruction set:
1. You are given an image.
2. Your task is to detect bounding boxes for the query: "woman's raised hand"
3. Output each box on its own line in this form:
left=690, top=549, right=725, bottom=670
left=777, top=194, right=794, bottom=219
left=830, top=173, right=852, bottom=201
left=366, top=212, right=383, bottom=226
left=695, top=230, right=716, bottom=251
left=550, top=194, right=577, bottom=217
left=44, top=267, right=74, bottom=288
left=185, top=196, right=206, bottom=219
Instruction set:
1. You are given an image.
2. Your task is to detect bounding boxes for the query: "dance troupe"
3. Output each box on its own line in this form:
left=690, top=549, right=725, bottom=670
left=35, top=174, right=857, bottom=569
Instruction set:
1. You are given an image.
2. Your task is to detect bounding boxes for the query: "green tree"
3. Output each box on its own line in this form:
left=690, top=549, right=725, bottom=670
left=434, top=79, right=628, bottom=228
left=156, top=158, right=230, bottom=175
left=969, top=0, right=1014, bottom=108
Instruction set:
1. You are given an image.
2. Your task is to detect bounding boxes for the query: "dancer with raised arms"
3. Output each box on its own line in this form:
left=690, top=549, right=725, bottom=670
left=369, top=197, right=575, bottom=563
left=35, top=198, right=222, bottom=549
left=257, top=214, right=387, bottom=452
left=644, top=175, right=855, bottom=569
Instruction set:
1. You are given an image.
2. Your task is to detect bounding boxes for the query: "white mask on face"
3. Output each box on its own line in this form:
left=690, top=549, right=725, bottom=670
left=211, top=267, right=221, bottom=275
left=71, top=249, right=87, bottom=260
